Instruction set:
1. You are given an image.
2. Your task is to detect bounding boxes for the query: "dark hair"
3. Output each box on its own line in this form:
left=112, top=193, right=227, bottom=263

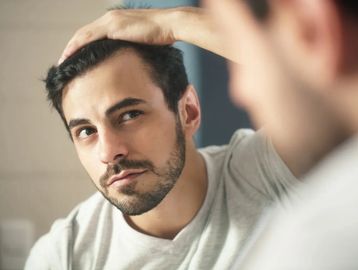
left=336, top=1, right=358, bottom=18
left=243, top=0, right=270, bottom=22
left=244, top=0, right=358, bottom=22
left=45, top=39, right=189, bottom=130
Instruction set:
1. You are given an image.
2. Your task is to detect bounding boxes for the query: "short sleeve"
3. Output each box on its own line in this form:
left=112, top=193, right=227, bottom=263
left=227, top=129, right=298, bottom=201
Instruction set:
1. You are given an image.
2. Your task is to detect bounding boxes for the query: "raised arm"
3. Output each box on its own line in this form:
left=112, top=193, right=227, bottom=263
left=59, top=7, right=235, bottom=64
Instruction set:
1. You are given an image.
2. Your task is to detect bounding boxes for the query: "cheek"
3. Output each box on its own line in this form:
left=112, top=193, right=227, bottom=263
left=76, top=146, right=104, bottom=185
left=131, top=118, right=179, bottom=165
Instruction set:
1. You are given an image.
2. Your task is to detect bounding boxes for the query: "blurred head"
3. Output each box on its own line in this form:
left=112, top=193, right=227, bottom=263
left=205, top=0, right=358, bottom=149
left=45, top=39, right=201, bottom=215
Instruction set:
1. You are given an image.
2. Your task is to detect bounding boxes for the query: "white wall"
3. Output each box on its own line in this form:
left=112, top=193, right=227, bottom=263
left=0, top=1, right=117, bottom=269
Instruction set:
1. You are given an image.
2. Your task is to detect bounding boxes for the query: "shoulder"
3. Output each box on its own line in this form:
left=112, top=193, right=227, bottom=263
left=199, top=128, right=265, bottom=164
left=201, top=128, right=297, bottom=200
left=198, top=128, right=268, bottom=191
left=50, top=192, right=108, bottom=233
left=25, top=192, right=109, bottom=268
left=200, top=128, right=256, bottom=153
left=229, top=128, right=258, bottom=145
left=229, top=128, right=268, bottom=155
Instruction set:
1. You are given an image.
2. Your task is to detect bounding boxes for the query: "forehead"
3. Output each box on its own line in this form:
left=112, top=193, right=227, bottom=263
left=62, top=50, right=167, bottom=120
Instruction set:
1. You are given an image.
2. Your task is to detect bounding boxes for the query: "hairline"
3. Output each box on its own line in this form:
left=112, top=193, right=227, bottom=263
left=59, top=46, right=179, bottom=136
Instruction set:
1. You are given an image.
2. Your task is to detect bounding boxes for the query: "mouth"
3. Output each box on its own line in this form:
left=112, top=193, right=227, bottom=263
left=107, top=169, right=148, bottom=187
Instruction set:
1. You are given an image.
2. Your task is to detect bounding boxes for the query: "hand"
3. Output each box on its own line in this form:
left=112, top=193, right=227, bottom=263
left=58, top=8, right=178, bottom=64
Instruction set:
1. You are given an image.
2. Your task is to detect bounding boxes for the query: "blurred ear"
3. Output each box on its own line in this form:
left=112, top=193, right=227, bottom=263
left=178, top=85, right=201, bottom=136
left=270, top=0, right=343, bottom=88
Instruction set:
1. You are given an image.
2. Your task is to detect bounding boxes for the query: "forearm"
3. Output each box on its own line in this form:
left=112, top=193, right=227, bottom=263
left=59, top=6, right=240, bottom=65
left=170, top=7, right=234, bottom=61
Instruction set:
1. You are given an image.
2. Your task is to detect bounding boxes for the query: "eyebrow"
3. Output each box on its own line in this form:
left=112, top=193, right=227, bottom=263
left=105, top=97, right=146, bottom=117
left=67, top=98, right=146, bottom=130
left=68, top=118, right=92, bottom=130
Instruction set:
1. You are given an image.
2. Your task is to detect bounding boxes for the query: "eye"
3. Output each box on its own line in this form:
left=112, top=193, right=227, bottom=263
left=121, top=110, right=143, bottom=122
left=76, top=127, right=97, bottom=139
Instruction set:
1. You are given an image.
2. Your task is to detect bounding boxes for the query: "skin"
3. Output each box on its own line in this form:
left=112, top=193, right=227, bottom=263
left=62, top=49, right=207, bottom=239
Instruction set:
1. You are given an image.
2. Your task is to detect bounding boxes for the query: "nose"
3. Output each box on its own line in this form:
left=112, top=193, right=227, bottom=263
left=98, top=128, right=129, bottom=164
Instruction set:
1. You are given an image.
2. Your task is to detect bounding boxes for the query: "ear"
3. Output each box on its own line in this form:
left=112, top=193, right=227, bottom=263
left=178, top=85, right=201, bottom=136
left=270, top=0, right=343, bottom=88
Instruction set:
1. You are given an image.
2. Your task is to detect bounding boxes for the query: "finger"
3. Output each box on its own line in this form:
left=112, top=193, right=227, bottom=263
left=58, top=24, right=106, bottom=65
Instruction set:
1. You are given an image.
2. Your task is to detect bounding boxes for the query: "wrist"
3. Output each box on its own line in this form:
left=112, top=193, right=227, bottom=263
left=168, top=7, right=203, bottom=42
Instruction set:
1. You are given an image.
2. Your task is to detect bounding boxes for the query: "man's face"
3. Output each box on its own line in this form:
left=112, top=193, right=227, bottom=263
left=62, top=50, right=186, bottom=216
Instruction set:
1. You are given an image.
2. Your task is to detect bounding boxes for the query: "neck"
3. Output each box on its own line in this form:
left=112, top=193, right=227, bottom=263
left=269, top=80, right=351, bottom=177
left=125, top=142, right=207, bottom=239
left=332, top=75, right=358, bottom=134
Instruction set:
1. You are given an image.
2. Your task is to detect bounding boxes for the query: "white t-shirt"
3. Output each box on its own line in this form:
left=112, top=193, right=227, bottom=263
left=237, top=135, right=358, bottom=270
left=25, top=129, right=297, bottom=270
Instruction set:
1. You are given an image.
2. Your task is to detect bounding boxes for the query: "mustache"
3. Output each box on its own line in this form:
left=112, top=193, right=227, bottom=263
left=99, top=158, right=155, bottom=187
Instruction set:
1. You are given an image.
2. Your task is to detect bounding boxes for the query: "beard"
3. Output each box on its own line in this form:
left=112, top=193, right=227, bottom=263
left=97, top=117, right=186, bottom=216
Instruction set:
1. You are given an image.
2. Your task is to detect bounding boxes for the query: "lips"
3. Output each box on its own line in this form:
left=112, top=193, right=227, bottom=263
left=107, top=169, right=147, bottom=186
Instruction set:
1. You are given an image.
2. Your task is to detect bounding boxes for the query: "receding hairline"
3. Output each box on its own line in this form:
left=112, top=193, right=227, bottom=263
left=61, top=47, right=163, bottom=103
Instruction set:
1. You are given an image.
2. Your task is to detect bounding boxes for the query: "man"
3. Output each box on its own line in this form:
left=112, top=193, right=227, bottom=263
left=202, top=0, right=358, bottom=269
left=25, top=39, right=297, bottom=269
